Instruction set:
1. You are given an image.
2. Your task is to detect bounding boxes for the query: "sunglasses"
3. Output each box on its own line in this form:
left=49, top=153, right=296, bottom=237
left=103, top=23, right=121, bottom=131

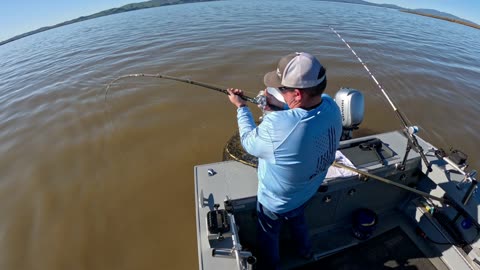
left=278, top=86, right=296, bottom=92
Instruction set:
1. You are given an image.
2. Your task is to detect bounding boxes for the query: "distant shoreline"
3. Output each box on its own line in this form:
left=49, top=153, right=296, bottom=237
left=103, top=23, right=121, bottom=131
left=2, top=0, right=479, bottom=46
left=0, top=0, right=218, bottom=46
left=401, top=10, right=480, bottom=30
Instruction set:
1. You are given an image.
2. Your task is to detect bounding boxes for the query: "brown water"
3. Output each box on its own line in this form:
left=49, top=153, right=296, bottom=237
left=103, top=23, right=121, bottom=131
left=0, top=1, right=479, bottom=269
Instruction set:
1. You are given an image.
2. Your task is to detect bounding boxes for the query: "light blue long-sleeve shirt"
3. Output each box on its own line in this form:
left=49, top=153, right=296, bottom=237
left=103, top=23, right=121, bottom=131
left=237, top=94, right=342, bottom=213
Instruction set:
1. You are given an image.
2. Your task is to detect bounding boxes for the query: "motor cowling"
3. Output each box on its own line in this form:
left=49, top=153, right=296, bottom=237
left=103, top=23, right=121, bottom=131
left=334, top=87, right=364, bottom=140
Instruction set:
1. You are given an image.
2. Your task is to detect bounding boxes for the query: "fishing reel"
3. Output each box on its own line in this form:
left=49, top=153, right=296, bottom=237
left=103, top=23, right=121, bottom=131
left=254, top=93, right=267, bottom=112
left=256, top=87, right=365, bottom=136
left=255, top=87, right=288, bottom=118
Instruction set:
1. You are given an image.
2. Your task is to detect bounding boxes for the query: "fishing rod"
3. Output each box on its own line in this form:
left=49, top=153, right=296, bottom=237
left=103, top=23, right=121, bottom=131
left=334, top=161, right=480, bottom=241
left=104, top=73, right=262, bottom=105
left=330, top=27, right=480, bottom=235
left=333, top=162, right=445, bottom=203
left=329, top=26, right=432, bottom=172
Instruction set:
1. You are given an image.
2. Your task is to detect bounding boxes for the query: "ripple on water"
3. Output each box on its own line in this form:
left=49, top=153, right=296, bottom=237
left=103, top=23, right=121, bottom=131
left=0, top=1, right=479, bottom=269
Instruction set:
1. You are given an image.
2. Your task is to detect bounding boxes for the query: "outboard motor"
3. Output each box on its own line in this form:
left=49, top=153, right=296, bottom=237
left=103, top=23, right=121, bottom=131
left=335, top=87, right=364, bottom=141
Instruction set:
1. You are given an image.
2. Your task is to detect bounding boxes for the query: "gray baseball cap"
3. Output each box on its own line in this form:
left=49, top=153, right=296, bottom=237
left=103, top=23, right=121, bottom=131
left=263, top=52, right=326, bottom=89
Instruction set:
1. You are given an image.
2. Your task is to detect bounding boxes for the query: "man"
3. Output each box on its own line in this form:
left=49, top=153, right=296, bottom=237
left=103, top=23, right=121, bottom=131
left=227, top=52, right=342, bottom=269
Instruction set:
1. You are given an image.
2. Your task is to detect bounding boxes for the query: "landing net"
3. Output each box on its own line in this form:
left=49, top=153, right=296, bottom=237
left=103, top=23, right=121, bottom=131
left=222, top=132, right=258, bottom=168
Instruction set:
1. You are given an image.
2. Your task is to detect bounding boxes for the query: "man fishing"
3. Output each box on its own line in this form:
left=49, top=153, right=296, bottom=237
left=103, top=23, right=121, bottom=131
left=227, top=52, right=343, bottom=269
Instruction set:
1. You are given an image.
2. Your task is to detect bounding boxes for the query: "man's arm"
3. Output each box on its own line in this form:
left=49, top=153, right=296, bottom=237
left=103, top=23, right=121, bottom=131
left=227, top=88, right=275, bottom=162
left=237, top=106, right=275, bottom=162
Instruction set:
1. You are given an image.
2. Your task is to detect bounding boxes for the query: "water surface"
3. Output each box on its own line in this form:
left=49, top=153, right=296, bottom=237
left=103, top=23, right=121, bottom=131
left=0, top=1, right=479, bottom=269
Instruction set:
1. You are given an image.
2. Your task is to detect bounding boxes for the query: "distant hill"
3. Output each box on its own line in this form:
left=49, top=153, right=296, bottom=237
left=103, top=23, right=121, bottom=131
left=318, top=0, right=402, bottom=10
left=0, top=0, right=218, bottom=46
left=411, top=8, right=477, bottom=25
left=400, top=10, right=480, bottom=30
left=317, top=0, right=479, bottom=30
left=2, top=0, right=479, bottom=46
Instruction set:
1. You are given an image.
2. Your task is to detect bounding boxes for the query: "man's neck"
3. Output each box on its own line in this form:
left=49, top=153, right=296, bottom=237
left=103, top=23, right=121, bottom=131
left=292, top=96, right=322, bottom=110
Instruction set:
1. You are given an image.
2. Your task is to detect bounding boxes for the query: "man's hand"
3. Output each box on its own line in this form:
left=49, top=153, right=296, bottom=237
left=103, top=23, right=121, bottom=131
left=227, top=88, right=247, bottom=108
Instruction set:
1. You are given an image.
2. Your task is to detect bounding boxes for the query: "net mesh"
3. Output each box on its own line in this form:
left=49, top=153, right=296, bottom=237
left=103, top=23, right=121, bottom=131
left=222, top=131, right=258, bottom=168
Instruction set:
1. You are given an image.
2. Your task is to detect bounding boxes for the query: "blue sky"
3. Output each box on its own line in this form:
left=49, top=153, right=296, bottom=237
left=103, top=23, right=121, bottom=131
left=1, top=0, right=479, bottom=42
left=0, top=0, right=133, bottom=41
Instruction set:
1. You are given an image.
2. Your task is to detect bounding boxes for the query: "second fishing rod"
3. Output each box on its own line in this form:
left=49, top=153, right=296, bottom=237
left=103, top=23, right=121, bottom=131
left=329, top=26, right=432, bottom=172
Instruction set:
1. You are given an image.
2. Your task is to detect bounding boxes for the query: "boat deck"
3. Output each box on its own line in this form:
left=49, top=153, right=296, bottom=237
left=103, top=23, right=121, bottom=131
left=297, top=226, right=438, bottom=270
left=195, top=130, right=480, bottom=269
left=282, top=209, right=448, bottom=270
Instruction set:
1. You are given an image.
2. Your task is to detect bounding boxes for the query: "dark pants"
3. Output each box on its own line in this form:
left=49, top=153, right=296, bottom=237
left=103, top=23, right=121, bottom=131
left=256, top=202, right=312, bottom=270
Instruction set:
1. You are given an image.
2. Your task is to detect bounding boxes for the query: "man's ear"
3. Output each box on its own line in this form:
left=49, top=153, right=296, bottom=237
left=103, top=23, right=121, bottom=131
left=293, top=89, right=302, bottom=101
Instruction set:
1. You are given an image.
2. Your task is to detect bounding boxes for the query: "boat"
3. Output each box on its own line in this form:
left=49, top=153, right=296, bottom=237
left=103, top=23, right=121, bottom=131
left=194, top=87, right=480, bottom=270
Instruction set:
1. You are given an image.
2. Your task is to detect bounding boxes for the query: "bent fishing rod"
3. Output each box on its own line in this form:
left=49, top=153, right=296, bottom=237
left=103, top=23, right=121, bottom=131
left=329, top=26, right=432, bottom=172
left=104, top=73, right=261, bottom=105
